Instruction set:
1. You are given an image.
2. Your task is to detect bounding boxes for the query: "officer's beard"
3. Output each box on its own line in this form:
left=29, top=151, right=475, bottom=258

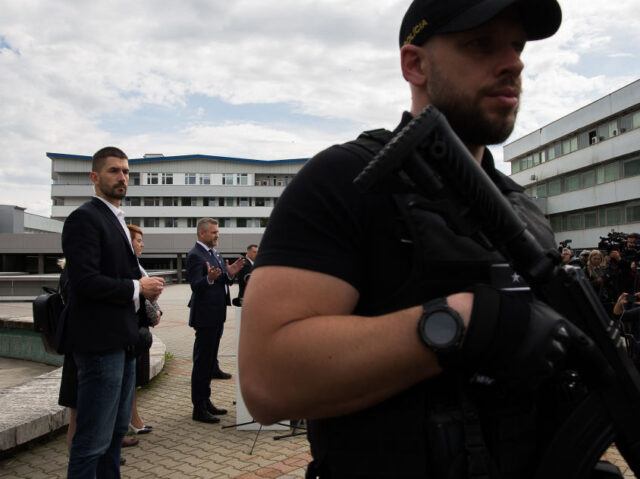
left=427, top=63, right=519, bottom=147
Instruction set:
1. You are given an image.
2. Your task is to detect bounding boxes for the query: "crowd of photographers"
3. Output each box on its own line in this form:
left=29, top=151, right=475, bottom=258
left=563, top=232, right=640, bottom=365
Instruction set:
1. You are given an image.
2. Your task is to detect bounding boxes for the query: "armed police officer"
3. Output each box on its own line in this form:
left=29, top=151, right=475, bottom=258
left=239, top=1, right=593, bottom=477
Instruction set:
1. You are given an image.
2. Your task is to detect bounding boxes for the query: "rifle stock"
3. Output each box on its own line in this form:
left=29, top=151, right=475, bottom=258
left=355, top=105, right=640, bottom=477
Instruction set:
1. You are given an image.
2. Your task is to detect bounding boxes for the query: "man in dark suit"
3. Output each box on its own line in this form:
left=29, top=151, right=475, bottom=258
left=187, top=218, right=244, bottom=423
left=61, top=146, right=165, bottom=477
left=234, top=244, right=258, bottom=306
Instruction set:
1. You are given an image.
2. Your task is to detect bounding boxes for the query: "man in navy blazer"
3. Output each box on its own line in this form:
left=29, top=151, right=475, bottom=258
left=61, top=146, right=165, bottom=477
left=186, top=218, right=244, bottom=423
left=234, top=244, right=258, bottom=306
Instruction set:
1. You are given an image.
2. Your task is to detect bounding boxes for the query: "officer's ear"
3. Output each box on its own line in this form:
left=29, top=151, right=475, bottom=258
left=400, top=43, right=429, bottom=87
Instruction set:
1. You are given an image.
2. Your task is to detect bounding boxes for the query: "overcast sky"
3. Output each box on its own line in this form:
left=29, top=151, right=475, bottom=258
left=1, top=0, right=639, bottom=217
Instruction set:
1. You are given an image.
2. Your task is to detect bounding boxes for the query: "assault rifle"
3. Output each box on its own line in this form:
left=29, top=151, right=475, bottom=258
left=354, top=105, right=640, bottom=478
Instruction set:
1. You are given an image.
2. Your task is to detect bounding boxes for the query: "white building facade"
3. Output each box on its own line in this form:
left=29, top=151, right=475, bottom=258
left=49, top=153, right=307, bottom=235
left=505, top=80, right=640, bottom=249
left=45, top=152, right=308, bottom=270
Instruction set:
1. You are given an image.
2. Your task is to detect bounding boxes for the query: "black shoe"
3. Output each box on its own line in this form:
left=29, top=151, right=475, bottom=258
left=192, top=408, right=220, bottom=423
left=206, top=401, right=228, bottom=416
left=211, top=370, right=232, bottom=380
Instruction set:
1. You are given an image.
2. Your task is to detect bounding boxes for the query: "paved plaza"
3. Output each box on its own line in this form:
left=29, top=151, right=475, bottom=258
left=0, top=283, right=636, bottom=478
left=0, top=284, right=311, bottom=478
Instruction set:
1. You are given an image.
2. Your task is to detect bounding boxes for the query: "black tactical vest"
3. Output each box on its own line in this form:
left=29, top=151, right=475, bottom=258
left=306, top=130, right=558, bottom=479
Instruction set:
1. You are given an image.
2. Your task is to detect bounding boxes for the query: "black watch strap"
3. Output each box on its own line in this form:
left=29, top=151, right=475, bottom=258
left=418, top=297, right=465, bottom=369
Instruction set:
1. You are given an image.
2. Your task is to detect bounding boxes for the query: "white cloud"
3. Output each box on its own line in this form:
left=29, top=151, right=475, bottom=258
left=0, top=0, right=638, bottom=215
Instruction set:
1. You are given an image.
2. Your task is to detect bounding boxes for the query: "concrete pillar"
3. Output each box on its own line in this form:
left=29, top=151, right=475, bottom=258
left=176, top=254, right=183, bottom=283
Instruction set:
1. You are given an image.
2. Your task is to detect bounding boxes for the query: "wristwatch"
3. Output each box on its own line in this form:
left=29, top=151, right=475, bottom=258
left=418, top=297, right=465, bottom=368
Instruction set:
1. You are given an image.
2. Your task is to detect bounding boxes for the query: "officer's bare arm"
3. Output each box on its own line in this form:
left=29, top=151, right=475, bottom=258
left=239, top=265, right=472, bottom=425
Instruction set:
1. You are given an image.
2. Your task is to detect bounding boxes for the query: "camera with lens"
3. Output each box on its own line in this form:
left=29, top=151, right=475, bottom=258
left=558, top=238, right=572, bottom=253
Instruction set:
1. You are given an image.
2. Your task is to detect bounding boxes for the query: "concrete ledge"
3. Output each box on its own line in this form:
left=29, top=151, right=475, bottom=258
left=0, top=315, right=64, bottom=366
left=0, top=333, right=166, bottom=451
left=0, top=316, right=33, bottom=331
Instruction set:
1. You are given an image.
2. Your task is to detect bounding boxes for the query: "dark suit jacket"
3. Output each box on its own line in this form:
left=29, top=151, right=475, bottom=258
left=60, top=197, right=142, bottom=353
left=186, top=243, right=231, bottom=328
left=237, top=258, right=254, bottom=300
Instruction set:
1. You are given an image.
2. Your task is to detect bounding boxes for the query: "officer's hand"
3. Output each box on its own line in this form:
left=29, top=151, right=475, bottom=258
left=462, top=284, right=588, bottom=388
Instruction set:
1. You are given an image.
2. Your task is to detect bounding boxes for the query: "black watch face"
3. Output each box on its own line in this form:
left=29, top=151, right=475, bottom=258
left=424, top=310, right=458, bottom=347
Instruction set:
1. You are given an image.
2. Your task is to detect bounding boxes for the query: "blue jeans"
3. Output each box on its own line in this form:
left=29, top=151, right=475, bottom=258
left=68, top=350, right=135, bottom=479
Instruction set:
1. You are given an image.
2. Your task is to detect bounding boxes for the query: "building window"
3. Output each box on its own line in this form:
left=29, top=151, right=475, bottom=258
left=237, top=218, right=247, bottom=227
left=548, top=179, right=561, bottom=196
left=143, top=218, right=160, bottom=228
left=633, top=111, right=640, bottom=129
left=567, top=215, right=584, bottom=231
left=161, top=173, right=173, bottom=185
left=259, top=218, right=269, bottom=227
left=547, top=146, right=555, bottom=162
left=621, top=113, right=633, bottom=134
left=143, top=197, right=160, bottom=206
left=581, top=171, right=595, bottom=189
left=624, top=158, right=640, bottom=178
left=512, top=161, right=520, bottom=174
left=597, top=124, right=609, bottom=142
left=130, top=173, right=140, bottom=185
left=224, top=197, right=234, bottom=207
left=608, top=120, right=619, bottom=137
left=187, top=218, right=198, bottom=228
left=128, top=217, right=141, bottom=226
left=236, top=174, right=248, bottom=185
left=566, top=175, right=580, bottom=192
left=146, top=173, right=159, bottom=185
left=572, top=137, right=578, bottom=152
left=164, top=218, right=178, bottom=228
left=222, top=174, right=234, bottom=185
left=627, top=202, right=640, bottom=223
left=553, top=142, right=562, bottom=158
left=535, top=183, right=547, bottom=198
left=219, top=218, right=231, bottom=227
left=605, top=207, right=622, bottom=226
left=550, top=216, right=563, bottom=232
left=584, top=212, right=598, bottom=228
left=181, top=197, right=194, bottom=206
left=577, top=132, right=589, bottom=149
left=185, top=173, right=196, bottom=185
left=203, top=197, right=217, bottom=206
left=255, top=197, right=266, bottom=207
left=239, top=197, right=249, bottom=207
left=162, top=197, right=178, bottom=206
left=604, top=163, right=620, bottom=182
left=124, top=197, right=141, bottom=206
left=199, top=174, right=211, bottom=185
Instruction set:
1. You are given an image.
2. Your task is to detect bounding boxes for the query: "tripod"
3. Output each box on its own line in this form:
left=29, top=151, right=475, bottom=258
left=273, top=419, right=306, bottom=440
left=223, top=416, right=306, bottom=454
